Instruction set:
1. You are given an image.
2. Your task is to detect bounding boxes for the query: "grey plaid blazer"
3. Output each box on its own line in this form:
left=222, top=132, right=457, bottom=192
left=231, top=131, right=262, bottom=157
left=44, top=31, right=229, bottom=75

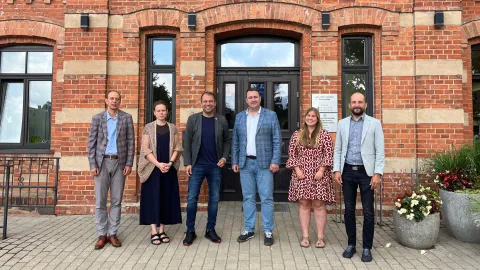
left=87, top=110, right=135, bottom=170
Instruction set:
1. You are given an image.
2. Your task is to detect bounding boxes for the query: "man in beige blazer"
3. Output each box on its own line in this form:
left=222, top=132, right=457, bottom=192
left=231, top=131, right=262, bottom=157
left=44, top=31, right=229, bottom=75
left=87, top=90, right=135, bottom=250
left=333, top=92, right=384, bottom=262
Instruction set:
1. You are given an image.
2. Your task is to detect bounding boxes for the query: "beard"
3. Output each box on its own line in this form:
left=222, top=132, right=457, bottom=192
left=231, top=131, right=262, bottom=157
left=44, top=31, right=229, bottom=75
left=350, top=107, right=364, bottom=116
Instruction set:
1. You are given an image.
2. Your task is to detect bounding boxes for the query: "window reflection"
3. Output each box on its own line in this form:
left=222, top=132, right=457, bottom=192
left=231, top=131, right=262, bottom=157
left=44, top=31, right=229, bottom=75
left=473, top=50, right=480, bottom=74
left=225, top=83, right=236, bottom=129
left=28, top=81, right=52, bottom=143
left=27, top=52, right=53, bottom=74
left=250, top=83, right=265, bottom=107
left=343, top=73, right=366, bottom=116
left=0, top=82, right=24, bottom=143
left=153, top=40, right=173, bottom=65
left=221, top=43, right=295, bottom=67
left=274, top=83, right=289, bottom=129
left=1, top=52, right=26, bottom=73
left=344, top=39, right=365, bottom=66
left=152, top=73, right=173, bottom=121
left=473, top=83, right=480, bottom=141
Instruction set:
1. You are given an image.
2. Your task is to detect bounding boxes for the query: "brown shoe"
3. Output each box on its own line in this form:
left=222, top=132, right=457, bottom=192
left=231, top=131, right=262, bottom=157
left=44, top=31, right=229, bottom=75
left=95, top=235, right=108, bottom=250
left=109, top=234, right=121, bottom=247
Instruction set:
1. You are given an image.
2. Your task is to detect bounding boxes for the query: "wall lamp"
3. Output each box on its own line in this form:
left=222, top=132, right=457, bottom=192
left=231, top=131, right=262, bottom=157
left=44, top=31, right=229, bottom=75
left=188, top=12, right=196, bottom=30
left=80, top=14, right=89, bottom=30
left=434, top=11, right=444, bottom=27
left=322, top=12, right=330, bottom=29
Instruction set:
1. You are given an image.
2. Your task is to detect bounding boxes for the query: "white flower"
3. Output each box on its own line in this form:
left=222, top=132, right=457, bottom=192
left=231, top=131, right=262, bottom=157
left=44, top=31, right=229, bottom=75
left=434, top=179, right=439, bottom=183
left=395, top=202, right=402, bottom=207
left=421, top=195, right=427, bottom=201
left=425, top=187, right=431, bottom=190
left=445, top=170, right=450, bottom=174
left=411, top=200, right=419, bottom=207
left=428, top=201, right=431, bottom=204
left=422, top=210, right=430, bottom=216
left=432, top=169, right=436, bottom=173
left=406, top=214, right=415, bottom=220
left=398, top=208, right=407, bottom=214
left=412, top=192, right=417, bottom=199
left=426, top=206, right=432, bottom=211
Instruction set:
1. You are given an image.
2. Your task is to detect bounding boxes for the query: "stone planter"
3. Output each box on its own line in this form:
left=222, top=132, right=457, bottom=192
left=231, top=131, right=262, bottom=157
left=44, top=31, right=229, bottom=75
left=440, top=189, right=480, bottom=243
left=393, top=211, right=440, bottom=249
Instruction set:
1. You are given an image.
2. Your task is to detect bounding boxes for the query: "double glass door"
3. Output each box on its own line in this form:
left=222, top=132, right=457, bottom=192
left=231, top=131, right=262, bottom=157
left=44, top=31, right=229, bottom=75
left=216, top=74, right=299, bottom=201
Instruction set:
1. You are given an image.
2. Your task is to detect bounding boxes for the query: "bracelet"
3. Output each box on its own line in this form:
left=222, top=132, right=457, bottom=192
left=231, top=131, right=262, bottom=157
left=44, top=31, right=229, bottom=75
left=169, top=160, right=174, bottom=165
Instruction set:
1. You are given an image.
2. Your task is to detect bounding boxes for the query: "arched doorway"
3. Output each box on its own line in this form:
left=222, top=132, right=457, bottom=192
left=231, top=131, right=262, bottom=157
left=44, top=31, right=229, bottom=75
left=216, top=35, right=300, bottom=201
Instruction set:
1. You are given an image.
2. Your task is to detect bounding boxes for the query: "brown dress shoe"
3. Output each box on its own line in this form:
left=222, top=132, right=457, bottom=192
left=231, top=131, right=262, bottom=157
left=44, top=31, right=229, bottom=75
left=109, top=234, right=121, bottom=247
left=95, top=235, right=108, bottom=250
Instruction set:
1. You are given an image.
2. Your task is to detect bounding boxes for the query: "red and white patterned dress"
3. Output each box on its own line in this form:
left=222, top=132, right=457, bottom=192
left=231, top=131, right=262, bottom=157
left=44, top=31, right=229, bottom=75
left=286, top=130, right=336, bottom=204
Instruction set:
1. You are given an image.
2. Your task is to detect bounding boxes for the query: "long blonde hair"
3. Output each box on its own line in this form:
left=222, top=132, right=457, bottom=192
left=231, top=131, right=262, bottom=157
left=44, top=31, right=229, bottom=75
left=297, top=107, right=323, bottom=148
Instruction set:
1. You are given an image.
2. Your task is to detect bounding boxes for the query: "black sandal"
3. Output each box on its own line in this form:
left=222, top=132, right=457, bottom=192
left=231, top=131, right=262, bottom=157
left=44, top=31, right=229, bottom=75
left=151, top=234, right=161, bottom=245
left=159, top=232, right=170, bottom=243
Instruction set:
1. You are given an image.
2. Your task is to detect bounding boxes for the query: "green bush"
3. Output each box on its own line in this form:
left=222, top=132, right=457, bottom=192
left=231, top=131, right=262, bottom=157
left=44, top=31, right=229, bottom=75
left=424, top=141, right=480, bottom=191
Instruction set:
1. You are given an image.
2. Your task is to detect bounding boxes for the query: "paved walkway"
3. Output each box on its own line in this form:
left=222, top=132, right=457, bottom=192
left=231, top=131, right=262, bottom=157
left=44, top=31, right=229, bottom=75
left=0, top=202, right=479, bottom=270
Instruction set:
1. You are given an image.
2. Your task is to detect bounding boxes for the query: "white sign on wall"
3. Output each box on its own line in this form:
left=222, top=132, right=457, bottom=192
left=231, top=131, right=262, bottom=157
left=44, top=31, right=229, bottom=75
left=312, top=94, right=338, bottom=132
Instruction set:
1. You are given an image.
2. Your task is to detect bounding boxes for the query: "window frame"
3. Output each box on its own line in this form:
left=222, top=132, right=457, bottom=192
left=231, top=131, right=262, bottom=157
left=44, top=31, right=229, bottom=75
left=0, top=45, right=53, bottom=151
left=146, top=36, right=176, bottom=124
left=216, top=35, right=300, bottom=68
left=341, top=35, right=374, bottom=117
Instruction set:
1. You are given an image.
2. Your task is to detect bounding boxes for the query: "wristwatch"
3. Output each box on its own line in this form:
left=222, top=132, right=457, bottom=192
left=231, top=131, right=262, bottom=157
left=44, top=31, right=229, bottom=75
left=220, top=157, right=227, bottom=162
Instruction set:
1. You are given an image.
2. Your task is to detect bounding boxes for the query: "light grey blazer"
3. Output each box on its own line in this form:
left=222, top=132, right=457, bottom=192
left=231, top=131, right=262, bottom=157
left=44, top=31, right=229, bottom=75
left=87, top=110, right=135, bottom=171
left=333, top=114, right=385, bottom=177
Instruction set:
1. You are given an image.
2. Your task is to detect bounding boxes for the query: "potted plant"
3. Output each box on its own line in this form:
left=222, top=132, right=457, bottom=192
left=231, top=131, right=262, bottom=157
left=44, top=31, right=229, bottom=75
left=426, top=142, right=480, bottom=243
left=393, top=185, right=442, bottom=249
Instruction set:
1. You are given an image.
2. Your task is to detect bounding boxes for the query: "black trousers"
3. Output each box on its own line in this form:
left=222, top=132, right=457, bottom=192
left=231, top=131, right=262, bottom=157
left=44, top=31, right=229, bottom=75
left=342, top=164, right=374, bottom=249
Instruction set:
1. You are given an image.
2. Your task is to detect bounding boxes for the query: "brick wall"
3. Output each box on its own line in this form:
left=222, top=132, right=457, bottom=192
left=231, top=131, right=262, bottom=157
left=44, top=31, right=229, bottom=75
left=0, top=0, right=476, bottom=215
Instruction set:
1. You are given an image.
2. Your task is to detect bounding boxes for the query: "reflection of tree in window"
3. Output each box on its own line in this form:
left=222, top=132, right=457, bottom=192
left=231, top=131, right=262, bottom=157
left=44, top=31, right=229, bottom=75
left=29, top=101, right=51, bottom=143
left=274, top=83, right=288, bottom=130
left=344, top=40, right=365, bottom=66
left=152, top=73, right=172, bottom=122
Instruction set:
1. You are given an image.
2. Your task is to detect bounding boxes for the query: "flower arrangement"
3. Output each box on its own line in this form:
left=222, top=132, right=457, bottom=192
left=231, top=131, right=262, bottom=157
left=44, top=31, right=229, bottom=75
left=395, top=185, right=442, bottom=222
left=425, top=142, right=480, bottom=192
left=433, top=168, right=475, bottom=192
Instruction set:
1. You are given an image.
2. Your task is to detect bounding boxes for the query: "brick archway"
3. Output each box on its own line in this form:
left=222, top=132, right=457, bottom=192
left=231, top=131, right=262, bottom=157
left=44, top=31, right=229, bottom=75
left=0, top=20, right=64, bottom=44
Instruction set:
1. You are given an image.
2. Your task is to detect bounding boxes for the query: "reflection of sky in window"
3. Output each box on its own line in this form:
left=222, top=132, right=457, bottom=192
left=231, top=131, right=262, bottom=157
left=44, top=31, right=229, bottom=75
left=274, top=83, right=288, bottom=109
left=27, top=52, right=53, bottom=74
left=225, top=83, right=235, bottom=111
left=29, top=81, right=52, bottom=108
left=221, top=43, right=295, bottom=67
left=153, top=73, right=172, bottom=96
left=1, top=52, right=26, bottom=73
left=153, top=40, right=173, bottom=65
left=0, top=83, right=24, bottom=143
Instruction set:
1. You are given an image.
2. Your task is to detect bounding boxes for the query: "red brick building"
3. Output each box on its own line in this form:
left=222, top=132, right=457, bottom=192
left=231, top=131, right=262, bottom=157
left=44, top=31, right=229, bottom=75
left=0, top=0, right=478, bottom=214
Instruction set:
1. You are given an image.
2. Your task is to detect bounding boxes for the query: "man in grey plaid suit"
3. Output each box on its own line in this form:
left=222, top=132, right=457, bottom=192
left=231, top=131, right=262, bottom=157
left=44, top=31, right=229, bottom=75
left=231, top=88, right=281, bottom=246
left=87, top=90, right=135, bottom=250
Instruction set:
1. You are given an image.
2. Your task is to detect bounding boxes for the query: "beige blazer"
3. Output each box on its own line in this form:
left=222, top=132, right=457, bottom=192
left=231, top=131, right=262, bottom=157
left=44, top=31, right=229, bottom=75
left=137, top=121, right=183, bottom=183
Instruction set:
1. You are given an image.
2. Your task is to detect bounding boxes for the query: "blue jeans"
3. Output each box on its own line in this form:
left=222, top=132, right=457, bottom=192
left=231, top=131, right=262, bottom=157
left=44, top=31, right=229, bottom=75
left=186, top=164, right=222, bottom=232
left=240, top=158, right=274, bottom=233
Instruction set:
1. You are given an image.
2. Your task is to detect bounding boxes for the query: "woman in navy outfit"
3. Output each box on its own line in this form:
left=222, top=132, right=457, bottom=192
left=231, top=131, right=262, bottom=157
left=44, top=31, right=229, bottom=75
left=138, top=100, right=183, bottom=245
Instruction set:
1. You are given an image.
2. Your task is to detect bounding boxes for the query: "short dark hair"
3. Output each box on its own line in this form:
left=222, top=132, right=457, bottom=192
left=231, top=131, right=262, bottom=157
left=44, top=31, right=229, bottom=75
left=201, top=91, right=216, bottom=101
left=246, top=88, right=260, bottom=95
left=106, top=90, right=121, bottom=99
left=153, top=100, right=168, bottom=110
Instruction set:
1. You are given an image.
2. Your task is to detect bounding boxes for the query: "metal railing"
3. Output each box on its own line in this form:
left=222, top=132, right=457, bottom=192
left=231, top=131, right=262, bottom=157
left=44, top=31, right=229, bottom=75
left=334, top=168, right=420, bottom=226
left=0, top=164, right=11, bottom=239
left=0, top=156, right=60, bottom=239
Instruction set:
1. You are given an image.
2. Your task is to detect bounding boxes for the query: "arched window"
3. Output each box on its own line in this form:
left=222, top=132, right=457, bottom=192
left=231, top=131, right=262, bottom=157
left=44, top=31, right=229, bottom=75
left=0, top=45, right=53, bottom=150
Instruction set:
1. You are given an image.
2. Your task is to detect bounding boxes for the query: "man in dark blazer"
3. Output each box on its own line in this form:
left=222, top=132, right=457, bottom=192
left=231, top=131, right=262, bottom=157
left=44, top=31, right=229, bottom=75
left=182, top=92, right=231, bottom=246
left=87, top=90, right=135, bottom=250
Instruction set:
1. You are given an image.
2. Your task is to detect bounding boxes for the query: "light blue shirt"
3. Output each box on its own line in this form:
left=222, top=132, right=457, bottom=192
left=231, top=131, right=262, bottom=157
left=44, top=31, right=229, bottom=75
left=246, top=107, right=261, bottom=156
left=345, top=114, right=364, bottom=165
left=105, top=111, right=118, bottom=155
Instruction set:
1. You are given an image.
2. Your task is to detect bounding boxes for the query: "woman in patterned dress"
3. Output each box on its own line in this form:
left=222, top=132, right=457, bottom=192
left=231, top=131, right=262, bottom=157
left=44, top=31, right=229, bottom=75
left=286, top=107, right=335, bottom=248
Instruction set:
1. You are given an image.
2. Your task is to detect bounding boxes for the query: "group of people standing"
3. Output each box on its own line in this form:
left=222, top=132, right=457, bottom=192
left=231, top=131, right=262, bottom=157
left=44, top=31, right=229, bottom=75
left=87, top=89, right=384, bottom=262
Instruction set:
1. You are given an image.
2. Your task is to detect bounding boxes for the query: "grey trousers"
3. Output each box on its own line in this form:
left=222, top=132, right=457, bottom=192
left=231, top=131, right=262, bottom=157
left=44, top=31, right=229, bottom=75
left=95, top=158, right=125, bottom=236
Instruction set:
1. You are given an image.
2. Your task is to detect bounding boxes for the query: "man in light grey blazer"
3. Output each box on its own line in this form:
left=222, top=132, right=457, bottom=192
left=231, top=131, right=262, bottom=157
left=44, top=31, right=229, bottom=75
left=333, top=92, right=384, bottom=262
left=87, top=90, right=135, bottom=250
left=182, top=92, right=231, bottom=246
